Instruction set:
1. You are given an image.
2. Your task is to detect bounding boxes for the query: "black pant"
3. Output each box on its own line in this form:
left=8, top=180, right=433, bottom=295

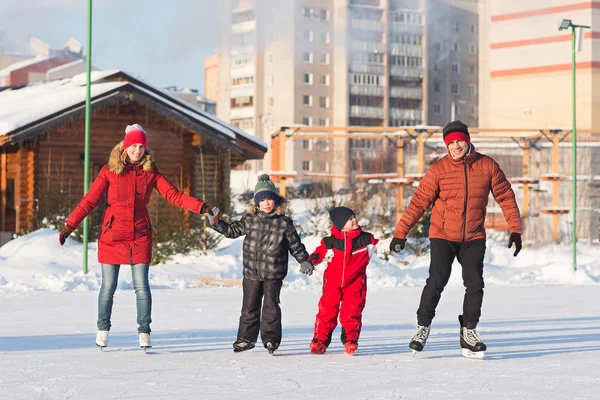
left=237, top=278, right=283, bottom=346
left=417, top=238, right=486, bottom=329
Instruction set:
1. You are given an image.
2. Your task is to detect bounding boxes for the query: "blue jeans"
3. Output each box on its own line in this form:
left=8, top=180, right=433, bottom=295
left=97, top=263, right=152, bottom=333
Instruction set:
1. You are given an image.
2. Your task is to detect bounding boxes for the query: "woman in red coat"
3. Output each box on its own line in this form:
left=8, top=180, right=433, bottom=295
left=58, top=124, right=211, bottom=350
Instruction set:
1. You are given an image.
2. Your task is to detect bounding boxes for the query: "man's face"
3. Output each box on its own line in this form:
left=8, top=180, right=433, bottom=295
left=448, top=140, right=468, bottom=159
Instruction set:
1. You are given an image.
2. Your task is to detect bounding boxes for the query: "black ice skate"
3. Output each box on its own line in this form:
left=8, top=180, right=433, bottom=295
left=459, top=315, right=486, bottom=359
left=409, top=324, right=431, bottom=355
left=265, top=341, right=279, bottom=355
left=233, top=339, right=256, bottom=353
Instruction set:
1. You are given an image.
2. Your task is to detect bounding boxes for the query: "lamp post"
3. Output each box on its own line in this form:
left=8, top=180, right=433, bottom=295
left=83, top=0, right=93, bottom=274
left=558, top=19, right=590, bottom=272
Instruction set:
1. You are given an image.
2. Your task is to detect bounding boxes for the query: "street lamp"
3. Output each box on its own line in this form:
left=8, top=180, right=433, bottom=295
left=558, top=18, right=590, bottom=272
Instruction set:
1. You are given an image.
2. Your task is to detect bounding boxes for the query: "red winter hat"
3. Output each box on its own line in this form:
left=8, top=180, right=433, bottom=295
left=442, top=120, right=471, bottom=147
left=123, top=124, right=147, bottom=149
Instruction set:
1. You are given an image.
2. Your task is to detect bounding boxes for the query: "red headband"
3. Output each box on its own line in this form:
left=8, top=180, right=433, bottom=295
left=444, top=132, right=470, bottom=147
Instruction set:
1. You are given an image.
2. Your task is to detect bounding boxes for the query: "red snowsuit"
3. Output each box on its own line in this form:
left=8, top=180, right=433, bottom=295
left=308, top=226, right=378, bottom=344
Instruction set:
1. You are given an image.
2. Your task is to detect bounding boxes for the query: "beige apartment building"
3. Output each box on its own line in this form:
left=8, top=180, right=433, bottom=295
left=204, top=54, right=220, bottom=102
left=216, top=0, right=428, bottom=176
left=478, top=0, right=600, bottom=242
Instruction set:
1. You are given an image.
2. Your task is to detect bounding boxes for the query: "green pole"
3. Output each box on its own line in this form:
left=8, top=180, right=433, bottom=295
left=83, top=0, right=93, bottom=274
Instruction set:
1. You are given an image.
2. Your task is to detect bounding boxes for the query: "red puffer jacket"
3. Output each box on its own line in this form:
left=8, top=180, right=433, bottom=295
left=394, top=145, right=521, bottom=242
left=66, top=144, right=204, bottom=265
left=309, top=226, right=378, bottom=287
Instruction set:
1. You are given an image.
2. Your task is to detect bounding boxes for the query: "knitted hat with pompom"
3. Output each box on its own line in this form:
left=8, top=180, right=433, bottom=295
left=253, top=174, right=280, bottom=205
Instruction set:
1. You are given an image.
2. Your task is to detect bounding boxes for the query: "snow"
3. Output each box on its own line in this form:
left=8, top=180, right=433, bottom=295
left=1, top=203, right=599, bottom=398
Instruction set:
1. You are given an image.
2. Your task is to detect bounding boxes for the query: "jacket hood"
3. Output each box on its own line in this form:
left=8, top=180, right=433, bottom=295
left=247, top=197, right=289, bottom=216
left=330, top=225, right=363, bottom=239
left=108, top=141, right=155, bottom=175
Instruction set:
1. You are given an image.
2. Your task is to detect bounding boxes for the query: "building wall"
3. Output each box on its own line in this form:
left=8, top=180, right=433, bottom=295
left=4, top=54, right=78, bottom=86
left=204, top=54, right=220, bottom=102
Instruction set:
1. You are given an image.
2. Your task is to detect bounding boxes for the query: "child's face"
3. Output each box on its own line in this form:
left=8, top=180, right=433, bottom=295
left=341, top=216, right=358, bottom=232
left=258, top=198, right=276, bottom=213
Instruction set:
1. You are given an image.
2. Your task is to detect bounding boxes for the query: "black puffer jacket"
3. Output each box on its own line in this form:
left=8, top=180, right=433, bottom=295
left=213, top=200, right=308, bottom=280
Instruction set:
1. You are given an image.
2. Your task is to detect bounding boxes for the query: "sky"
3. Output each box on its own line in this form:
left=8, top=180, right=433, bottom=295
left=0, top=0, right=220, bottom=93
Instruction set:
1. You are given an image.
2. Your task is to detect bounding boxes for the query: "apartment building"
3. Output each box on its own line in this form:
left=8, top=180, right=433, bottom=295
left=426, top=0, right=478, bottom=127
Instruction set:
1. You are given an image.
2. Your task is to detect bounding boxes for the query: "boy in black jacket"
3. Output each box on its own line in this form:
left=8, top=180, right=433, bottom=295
left=208, top=174, right=312, bottom=354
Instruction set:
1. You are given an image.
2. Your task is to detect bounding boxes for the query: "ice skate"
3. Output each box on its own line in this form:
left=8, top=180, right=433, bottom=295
left=139, top=333, right=152, bottom=352
left=233, top=339, right=255, bottom=353
left=459, top=315, right=486, bottom=359
left=409, top=324, right=430, bottom=354
left=265, top=341, right=279, bottom=355
left=344, top=341, right=358, bottom=356
left=309, top=338, right=327, bottom=354
left=96, top=330, right=109, bottom=350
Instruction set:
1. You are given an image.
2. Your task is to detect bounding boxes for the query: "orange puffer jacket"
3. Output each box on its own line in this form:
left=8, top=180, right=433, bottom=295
left=394, top=145, right=521, bottom=242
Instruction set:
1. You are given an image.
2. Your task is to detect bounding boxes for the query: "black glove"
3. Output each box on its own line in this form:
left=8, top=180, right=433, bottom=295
left=300, top=260, right=315, bottom=276
left=200, top=203, right=212, bottom=214
left=389, top=237, right=406, bottom=253
left=508, top=232, right=522, bottom=257
left=59, top=224, right=75, bottom=246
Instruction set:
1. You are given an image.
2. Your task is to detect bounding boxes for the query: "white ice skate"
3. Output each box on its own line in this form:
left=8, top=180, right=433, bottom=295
left=96, top=330, right=109, bottom=350
left=409, top=324, right=431, bottom=356
left=139, top=333, right=152, bottom=352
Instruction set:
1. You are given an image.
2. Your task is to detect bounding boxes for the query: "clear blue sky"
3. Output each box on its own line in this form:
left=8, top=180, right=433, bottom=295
left=0, top=0, right=220, bottom=92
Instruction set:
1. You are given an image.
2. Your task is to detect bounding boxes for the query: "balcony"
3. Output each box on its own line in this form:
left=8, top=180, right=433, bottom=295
left=350, top=105, right=385, bottom=119
left=389, top=43, right=422, bottom=56
left=349, top=63, right=385, bottom=75
left=230, top=107, right=255, bottom=120
left=390, top=87, right=423, bottom=99
left=389, top=22, right=423, bottom=32
left=349, top=84, right=385, bottom=97
left=349, top=40, right=385, bottom=53
left=389, top=108, right=422, bottom=120
left=232, top=20, right=256, bottom=34
left=350, top=19, right=385, bottom=31
left=389, top=66, right=423, bottom=78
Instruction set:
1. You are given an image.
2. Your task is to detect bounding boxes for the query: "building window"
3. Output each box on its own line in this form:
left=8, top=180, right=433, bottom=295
left=303, top=139, right=311, bottom=149
left=469, top=65, right=476, bottom=74
left=452, top=22, right=459, bottom=32
left=319, top=96, right=330, bottom=108
left=268, top=53, right=274, bottom=64
left=268, top=96, right=274, bottom=106
left=319, top=118, right=330, bottom=126
left=434, top=82, right=441, bottom=93
left=230, top=96, right=253, bottom=108
left=451, top=62, right=460, bottom=73
left=304, top=29, right=313, bottom=42
left=433, top=42, right=441, bottom=52
left=303, top=52, right=313, bottom=63
left=267, top=75, right=274, bottom=86
left=319, top=74, right=330, bottom=86
left=433, top=103, right=442, bottom=115
left=302, top=116, right=312, bottom=125
left=471, top=24, right=476, bottom=34
left=303, top=73, right=313, bottom=85
left=469, top=84, right=477, bottom=96
left=434, top=62, right=442, bottom=72
left=469, top=43, right=477, bottom=55
left=232, top=76, right=255, bottom=86
left=320, top=9, right=330, bottom=21
left=302, top=7, right=312, bottom=17
left=451, top=84, right=460, bottom=95
left=470, top=105, right=478, bottom=117
left=321, top=31, right=330, bottom=44
left=303, top=95, right=313, bottom=106
left=453, top=43, right=460, bottom=52
left=302, top=160, right=311, bottom=171
left=320, top=52, right=330, bottom=64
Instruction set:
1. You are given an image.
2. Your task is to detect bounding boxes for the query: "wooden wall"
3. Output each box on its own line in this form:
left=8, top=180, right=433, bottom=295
left=2, top=100, right=232, bottom=234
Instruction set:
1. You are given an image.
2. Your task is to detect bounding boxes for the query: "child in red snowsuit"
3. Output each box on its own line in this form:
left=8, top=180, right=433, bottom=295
left=303, top=206, right=386, bottom=355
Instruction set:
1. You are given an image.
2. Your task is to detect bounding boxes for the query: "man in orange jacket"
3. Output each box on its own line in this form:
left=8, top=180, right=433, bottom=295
left=390, top=120, right=522, bottom=356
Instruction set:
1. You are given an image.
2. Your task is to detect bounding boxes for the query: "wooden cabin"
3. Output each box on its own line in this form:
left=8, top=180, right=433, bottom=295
left=0, top=70, right=266, bottom=243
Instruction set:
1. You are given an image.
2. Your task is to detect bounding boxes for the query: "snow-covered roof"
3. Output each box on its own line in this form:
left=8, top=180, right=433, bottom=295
left=0, top=69, right=267, bottom=158
left=0, top=55, right=52, bottom=77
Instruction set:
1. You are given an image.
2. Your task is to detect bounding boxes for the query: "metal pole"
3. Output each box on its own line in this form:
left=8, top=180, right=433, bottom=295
left=83, top=0, right=93, bottom=274
left=571, top=26, right=577, bottom=272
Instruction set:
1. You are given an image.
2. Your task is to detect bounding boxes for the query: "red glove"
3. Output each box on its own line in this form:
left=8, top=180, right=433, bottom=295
left=59, top=224, right=75, bottom=246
